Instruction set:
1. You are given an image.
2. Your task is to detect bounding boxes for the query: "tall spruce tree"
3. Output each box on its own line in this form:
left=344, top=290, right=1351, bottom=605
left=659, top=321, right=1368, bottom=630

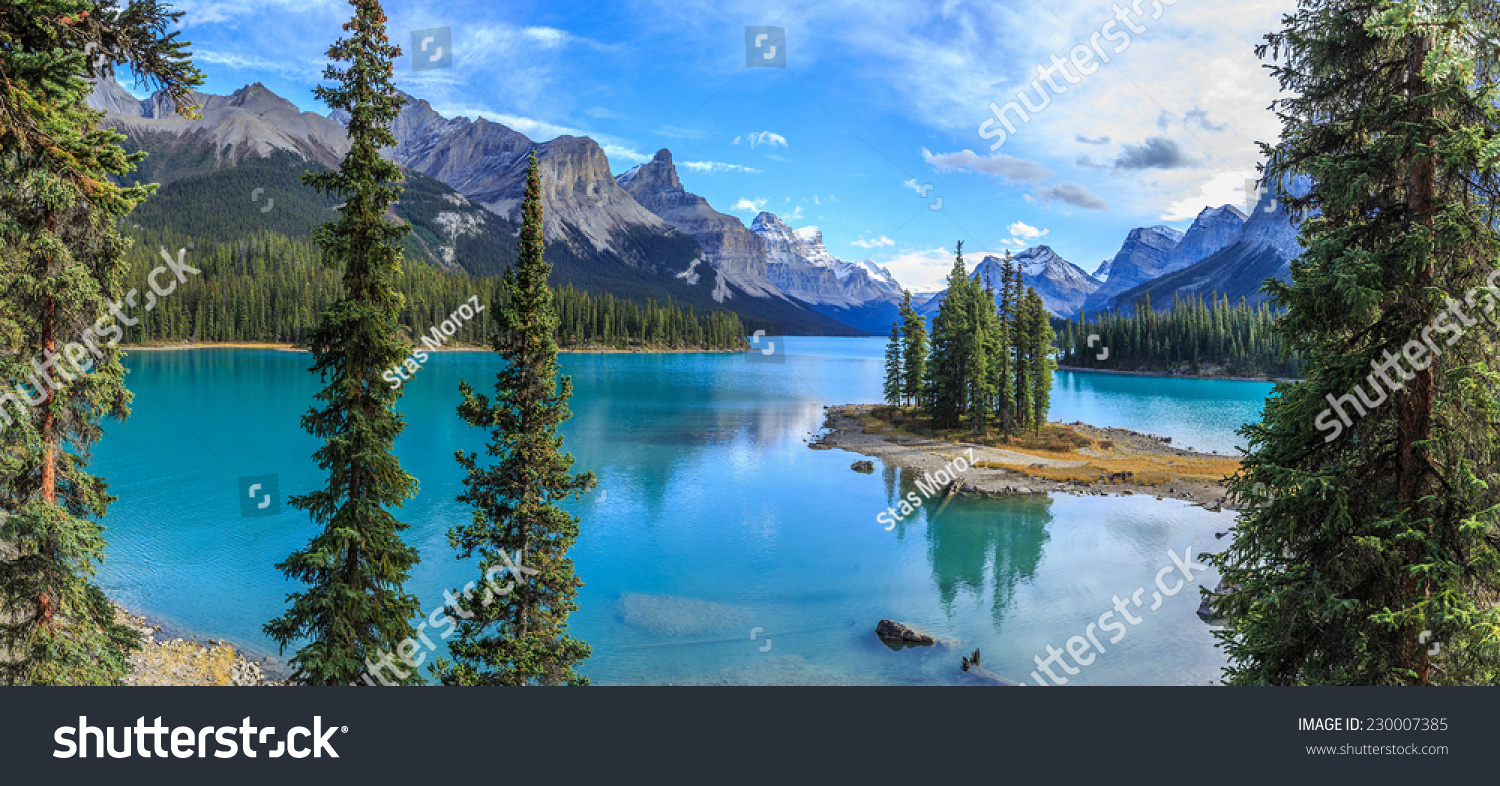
left=924, top=245, right=972, bottom=428
left=997, top=252, right=1018, bottom=429
left=1024, top=289, right=1056, bottom=434
left=436, top=151, right=596, bottom=686
left=898, top=290, right=927, bottom=407
left=265, top=0, right=423, bottom=686
left=0, top=0, right=200, bottom=685
left=1010, top=266, right=1032, bottom=432
left=883, top=320, right=903, bottom=406
left=1211, top=0, right=1500, bottom=685
left=966, top=249, right=997, bottom=433
left=986, top=257, right=1012, bottom=430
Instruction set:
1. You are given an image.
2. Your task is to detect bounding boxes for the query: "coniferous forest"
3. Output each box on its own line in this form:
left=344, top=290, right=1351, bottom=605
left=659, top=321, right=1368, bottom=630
left=1056, top=293, right=1302, bottom=378
left=885, top=245, right=1056, bottom=434
left=119, top=229, right=750, bottom=351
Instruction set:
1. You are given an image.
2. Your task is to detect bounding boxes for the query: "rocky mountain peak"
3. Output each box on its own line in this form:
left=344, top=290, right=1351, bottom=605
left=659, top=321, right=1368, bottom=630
left=752, top=211, right=796, bottom=234
left=86, top=76, right=148, bottom=116
left=617, top=148, right=682, bottom=193
left=793, top=225, right=825, bottom=249
left=912, top=245, right=1098, bottom=320
left=1167, top=204, right=1247, bottom=271
left=88, top=77, right=350, bottom=173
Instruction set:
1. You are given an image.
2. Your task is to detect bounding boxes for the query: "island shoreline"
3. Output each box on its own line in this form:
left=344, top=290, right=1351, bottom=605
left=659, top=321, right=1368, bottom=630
left=812, top=404, right=1243, bottom=509
left=1055, top=364, right=1299, bottom=383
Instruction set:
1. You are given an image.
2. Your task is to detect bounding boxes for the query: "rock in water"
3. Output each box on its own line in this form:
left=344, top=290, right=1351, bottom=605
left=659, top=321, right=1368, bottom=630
left=851, top=460, right=875, bottom=472
left=874, top=619, right=936, bottom=646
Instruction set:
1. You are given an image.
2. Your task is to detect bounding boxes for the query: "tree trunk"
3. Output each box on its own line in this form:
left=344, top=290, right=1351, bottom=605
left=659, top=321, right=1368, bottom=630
left=1400, top=33, right=1437, bottom=686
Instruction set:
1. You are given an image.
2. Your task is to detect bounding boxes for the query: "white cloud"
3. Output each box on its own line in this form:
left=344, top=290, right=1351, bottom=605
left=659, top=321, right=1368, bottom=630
left=732, top=131, right=789, bottom=149
left=784, top=206, right=805, bottom=220
left=171, top=0, right=340, bottom=27
left=652, top=125, right=711, bottom=139
left=920, top=148, right=1052, bottom=183
left=1007, top=221, right=1048, bottom=241
left=1005, top=221, right=1051, bottom=245
left=192, top=49, right=324, bottom=81
left=731, top=197, right=769, bottom=213
left=679, top=161, right=762, bottom=174
left=852, top=235, right=896, bottom=249
left=603, top=145, right=651, bottom=165
left=1161, top=169, right=1258, bottom=221
left=876, top=246, right=960, bottom=292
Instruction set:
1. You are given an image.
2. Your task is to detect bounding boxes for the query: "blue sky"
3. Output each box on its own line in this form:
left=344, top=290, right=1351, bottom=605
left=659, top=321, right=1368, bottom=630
left=146, top=0, right=1295, bottom=291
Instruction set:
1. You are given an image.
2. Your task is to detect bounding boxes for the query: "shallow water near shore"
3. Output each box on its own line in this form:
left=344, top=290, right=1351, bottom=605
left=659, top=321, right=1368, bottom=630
left=92, top=337, right=1271, bottom=685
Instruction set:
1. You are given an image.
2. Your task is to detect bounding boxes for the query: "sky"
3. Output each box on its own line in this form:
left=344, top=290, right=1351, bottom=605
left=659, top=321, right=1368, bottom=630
left=143, top=0, right=1296, bottom=292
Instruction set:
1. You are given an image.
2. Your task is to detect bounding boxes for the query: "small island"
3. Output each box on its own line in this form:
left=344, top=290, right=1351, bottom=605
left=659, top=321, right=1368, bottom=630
left=813, top=404, right=1243, bottom=508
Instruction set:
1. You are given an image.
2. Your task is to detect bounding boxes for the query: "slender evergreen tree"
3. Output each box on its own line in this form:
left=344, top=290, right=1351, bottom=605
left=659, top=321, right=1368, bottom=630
left=1024, top=290, right=1056, bottom=434
left=265, top=0, right=423, bottom=686
left=1211, top=0, right=1500, bottom=685
left=1010, top=266, right=1031, bottom=431
left=898, top=290, right=927, bottom=407
left=0, top=0, right=200, bottom=685
left=882, top=320, right=903, bottom=406
left=996, top=252, right=1017, bottom=429
left=985, top=258, right=1011, bottom=430
left=436, top=151, right=596, bottom=686
left=966, top=251, right=997, bottom=433
left=924, top=245, right=972, bottom=428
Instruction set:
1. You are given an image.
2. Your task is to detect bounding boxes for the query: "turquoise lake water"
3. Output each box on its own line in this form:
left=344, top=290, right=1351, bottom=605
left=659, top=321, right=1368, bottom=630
left=91, top=337, right=1275, bottom=685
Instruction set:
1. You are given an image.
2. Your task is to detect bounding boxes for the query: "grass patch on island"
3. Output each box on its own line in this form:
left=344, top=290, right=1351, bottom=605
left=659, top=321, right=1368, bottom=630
left=853, top=405, right=1239, bottom=488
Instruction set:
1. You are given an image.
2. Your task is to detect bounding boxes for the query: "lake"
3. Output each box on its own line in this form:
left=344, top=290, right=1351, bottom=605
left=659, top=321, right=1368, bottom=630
left=92, top=337, right=1274, bottom=685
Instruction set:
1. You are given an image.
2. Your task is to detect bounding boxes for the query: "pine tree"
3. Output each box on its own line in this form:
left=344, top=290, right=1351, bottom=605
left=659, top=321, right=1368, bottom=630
left=0, top=0, right=200, bottom=686
left=1211, top=0, right=1500, bottom=685
left=898, top=290, right=927, bottom=407
left=883, top=320, right=903, bottom=406
left=436, top=151, right=596, bottom=686
left=265, top=0, right=423, bottom=686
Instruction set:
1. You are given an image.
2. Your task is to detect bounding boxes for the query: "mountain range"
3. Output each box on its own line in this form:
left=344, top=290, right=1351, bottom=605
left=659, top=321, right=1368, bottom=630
left=916, top=197, right=1299, bottom=321
left=88, top=76, right=1305, bottom=333
left=89, top=78, right=899, bottom=336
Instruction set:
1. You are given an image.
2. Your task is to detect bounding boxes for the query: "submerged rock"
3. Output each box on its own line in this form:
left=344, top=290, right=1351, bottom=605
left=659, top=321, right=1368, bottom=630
left=615, top=593, right=754, bottom=637
left=875, top=619, right=936, bottom=646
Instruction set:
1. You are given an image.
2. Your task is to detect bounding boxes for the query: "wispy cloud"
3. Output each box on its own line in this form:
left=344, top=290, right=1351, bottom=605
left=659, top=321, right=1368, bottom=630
left=920, top=147, right=1051, bottom=183
left=603, top=145, right=651, bottom=165
left=1035, top=181, right=1109, bottom=210
left=852, top=235, right=896, bottom=249
left=732, top=131, right=789, bottom=150
left=731, top=197, right=768, bottom=213
left=679, top=160, right=762, bottom=174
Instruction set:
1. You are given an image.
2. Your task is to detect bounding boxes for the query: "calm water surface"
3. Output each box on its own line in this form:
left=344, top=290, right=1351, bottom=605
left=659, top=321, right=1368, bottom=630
left=92, top=338, right=1273, bottom=685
